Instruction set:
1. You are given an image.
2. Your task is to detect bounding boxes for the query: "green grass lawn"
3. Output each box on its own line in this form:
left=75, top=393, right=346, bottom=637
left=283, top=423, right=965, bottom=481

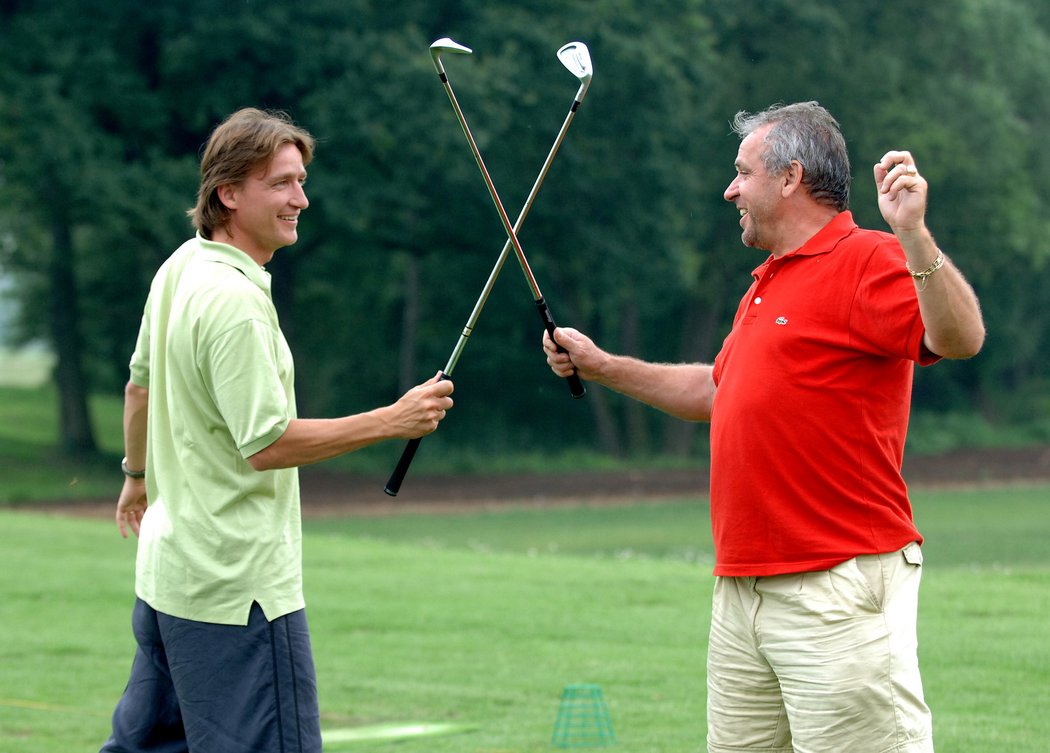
left=0, top=385, right=125, bottom=502
left=1, top=486, right=1048, bottom=752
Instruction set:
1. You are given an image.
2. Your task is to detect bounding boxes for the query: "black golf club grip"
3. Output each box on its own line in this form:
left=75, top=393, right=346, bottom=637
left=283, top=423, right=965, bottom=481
left=384, top=437, right=421, bottom=496
left=384, top=371, right=453, bottom=496
left=536, top=298, right=586, bottom=399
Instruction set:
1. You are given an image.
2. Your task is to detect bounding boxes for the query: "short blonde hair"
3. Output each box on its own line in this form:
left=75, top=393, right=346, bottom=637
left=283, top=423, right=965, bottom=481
left=188, top=108, right=315, bottom=238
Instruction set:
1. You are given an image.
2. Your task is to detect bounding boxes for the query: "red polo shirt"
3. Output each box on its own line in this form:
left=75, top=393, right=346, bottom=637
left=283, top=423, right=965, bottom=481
left=710, top=211, right=939, bottom=576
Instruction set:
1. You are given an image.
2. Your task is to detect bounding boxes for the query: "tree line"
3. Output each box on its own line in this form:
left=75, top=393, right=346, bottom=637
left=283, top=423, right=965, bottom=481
left=2, top=0, right=1048, bottom=461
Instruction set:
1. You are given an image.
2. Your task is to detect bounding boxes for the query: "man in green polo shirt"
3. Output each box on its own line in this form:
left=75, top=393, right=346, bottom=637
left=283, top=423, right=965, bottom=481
left=101, top=108, right=454, bottom=753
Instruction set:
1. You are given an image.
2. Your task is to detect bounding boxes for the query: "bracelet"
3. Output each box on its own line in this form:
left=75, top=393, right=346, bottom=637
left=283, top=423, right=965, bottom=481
left=906, top=251, right=944, bottom=291
left=121, top=457, right=146, bottom=479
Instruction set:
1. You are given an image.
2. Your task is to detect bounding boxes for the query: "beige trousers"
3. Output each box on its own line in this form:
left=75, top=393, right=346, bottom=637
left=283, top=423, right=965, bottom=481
left=707, top=543, right=933, bottom=753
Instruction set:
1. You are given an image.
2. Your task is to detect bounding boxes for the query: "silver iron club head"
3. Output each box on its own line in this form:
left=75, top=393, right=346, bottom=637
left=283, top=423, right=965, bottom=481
left=430, top=37, right=473, bottom=59
left=430, top=37, right=473, bottom=76
left=557, top=41, right=593, bottom=87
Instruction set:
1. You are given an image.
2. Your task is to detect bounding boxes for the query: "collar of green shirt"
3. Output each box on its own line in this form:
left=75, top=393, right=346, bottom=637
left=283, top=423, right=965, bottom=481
left=196, top=233, right=273, bottom=296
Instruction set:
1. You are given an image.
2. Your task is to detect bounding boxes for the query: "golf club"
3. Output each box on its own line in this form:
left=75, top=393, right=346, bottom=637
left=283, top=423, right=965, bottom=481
left=384, top=40, right=593, bottom=496
left=429, top=37, right=586, bottom=398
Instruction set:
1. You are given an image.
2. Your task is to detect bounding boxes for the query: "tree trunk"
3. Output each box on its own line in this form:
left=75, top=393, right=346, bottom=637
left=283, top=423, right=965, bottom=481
left=662, top=292, right=724, bottom=457
left=48, top=219, right=97, bottom=456
left=620, top=298, right=650, bottom=455
left=559, top=290, right=624, bottom=456
left=587, top=385, right=624, bottom=457
left=269, top=249, right=305, bottom=413
left=398, top=253, right=420, bottom=393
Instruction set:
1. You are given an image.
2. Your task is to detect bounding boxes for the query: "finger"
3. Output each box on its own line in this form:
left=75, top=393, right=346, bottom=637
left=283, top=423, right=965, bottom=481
left=117, top=507, right=142, bottom=539
left=548, top=356, right=575, bottom=376
left=885, top=170, right=925, bottom=199
left=891, top=162, right=918, bottom=180
left=876, top=155, right=919, bottom=191
left=877, top=150, right=911, bottom=171
left=552, top=326, right=577, bottom=347
left=873, top=168, right=915, bottom=196
left=546, top=350, right=570, bottom=367
left=433, top=378, right=454, bottom=397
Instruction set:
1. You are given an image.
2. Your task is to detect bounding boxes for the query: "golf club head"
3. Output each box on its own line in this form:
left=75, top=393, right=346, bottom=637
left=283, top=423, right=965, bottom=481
left=430, top=37, right=472, bottom=73
left=557, top=41, right=593, bottom=101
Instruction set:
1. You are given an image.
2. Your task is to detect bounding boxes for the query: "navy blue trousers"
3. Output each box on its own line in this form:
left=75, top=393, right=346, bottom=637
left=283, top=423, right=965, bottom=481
left=100, top=598, right=321, bottom=753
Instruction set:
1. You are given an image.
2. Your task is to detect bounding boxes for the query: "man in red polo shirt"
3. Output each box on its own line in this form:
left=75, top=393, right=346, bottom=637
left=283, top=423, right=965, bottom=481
left=543, top=101, right=984, bottom=752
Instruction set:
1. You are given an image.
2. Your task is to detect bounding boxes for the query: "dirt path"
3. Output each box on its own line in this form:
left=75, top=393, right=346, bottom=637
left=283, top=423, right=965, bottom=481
left=294, top=444, right=1050, bottom=516
left=19, top=445, right=1050, bottom=520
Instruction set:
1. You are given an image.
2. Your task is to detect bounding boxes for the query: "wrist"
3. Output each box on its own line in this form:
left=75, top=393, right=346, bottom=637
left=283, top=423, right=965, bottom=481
left=892, top=223, right=931, bottom=245
left=370, top=404, right=402, bottom=440
left=121, top=457, right=146, bottom=479
left=906, top=250, right=945, bottom=291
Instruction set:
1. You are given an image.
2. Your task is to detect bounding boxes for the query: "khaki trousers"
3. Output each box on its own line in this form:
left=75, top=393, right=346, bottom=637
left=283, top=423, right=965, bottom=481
left=707, top=543, right=933, bottom=753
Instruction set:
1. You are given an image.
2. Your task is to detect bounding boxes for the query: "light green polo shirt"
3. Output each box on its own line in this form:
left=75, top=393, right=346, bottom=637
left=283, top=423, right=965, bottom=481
left=129, top=234, right=302, bottom=626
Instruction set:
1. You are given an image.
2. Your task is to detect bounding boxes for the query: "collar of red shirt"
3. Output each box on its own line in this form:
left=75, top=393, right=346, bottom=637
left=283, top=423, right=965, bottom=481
left=751, top=210, right=859, bottom=280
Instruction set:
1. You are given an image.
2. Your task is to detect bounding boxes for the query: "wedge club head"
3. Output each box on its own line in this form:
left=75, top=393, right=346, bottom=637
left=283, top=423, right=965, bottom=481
left=430, top=37, right=472, bottom=74
left=557, top=41, right=593, bottom=101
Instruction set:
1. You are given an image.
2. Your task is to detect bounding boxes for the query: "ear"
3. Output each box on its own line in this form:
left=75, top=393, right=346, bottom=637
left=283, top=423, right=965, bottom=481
left=780, top=160, right=805, bottom=198
left=217, top=183, right=239, bottom=210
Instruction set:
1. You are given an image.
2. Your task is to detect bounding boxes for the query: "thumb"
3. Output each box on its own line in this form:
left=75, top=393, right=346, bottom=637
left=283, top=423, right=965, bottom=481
left=552, top=327, right=579, bottom=348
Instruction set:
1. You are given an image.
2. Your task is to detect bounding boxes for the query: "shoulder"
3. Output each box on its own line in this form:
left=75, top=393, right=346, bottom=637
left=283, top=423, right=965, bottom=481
left=189, top=256, right=268, bottom=305
left=830, top=226, right=908, bottom=281
left=841, top=225, right=903, bottom=259
left=178, top=261, right=276, bottom=347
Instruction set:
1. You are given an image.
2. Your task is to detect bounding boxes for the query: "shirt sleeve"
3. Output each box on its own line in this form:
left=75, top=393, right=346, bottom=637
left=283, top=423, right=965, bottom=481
left=200, top=318, right=292, bottom=459
left=129, top=294, right=152, bottom=388
left=849, top=238, right=938, bottom=365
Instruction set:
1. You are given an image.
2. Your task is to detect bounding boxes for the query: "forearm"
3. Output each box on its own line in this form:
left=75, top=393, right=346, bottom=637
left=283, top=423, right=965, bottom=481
left=123, top=381, right=149, bottom=469
left=898, top=227, right=986, bottom=359
left=249, top=410, right=398, bottom=471
left=250, top=372, right=454, bottom=471
left=596, top=355, right=715, bottom=422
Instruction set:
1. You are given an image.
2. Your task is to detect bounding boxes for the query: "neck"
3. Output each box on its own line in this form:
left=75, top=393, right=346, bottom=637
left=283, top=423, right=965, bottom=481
left=210, top=228, right=273, bottom=267
left=768, top=205, right=841, bottom=258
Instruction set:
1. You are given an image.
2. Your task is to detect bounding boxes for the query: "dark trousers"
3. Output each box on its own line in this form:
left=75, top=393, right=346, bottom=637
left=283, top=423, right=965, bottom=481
left=100, top=598, right=321, bottom=753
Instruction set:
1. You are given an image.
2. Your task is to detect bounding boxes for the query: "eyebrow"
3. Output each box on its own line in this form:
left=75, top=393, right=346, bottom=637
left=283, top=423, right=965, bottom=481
left=266, top=169, right=307, bottom=183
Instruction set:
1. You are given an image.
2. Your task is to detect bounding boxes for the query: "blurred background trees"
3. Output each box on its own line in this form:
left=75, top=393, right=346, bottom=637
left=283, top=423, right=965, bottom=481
left=1, top=0, right=1048, bottom=464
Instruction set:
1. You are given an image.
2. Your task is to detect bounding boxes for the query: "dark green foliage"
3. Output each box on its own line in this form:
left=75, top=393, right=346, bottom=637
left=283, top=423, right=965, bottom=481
left=1, top=0, right=1047, bottom=458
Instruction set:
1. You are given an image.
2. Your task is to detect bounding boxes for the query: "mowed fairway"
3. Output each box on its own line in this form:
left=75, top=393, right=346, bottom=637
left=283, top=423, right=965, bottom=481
left=1, top=485, right=1048, bottom=752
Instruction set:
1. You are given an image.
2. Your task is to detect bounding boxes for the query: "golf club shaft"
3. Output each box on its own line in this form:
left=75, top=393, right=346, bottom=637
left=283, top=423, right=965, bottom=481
left=435, top=58, right=586, bottom=400
left=385, top=91, right=587, bottom=496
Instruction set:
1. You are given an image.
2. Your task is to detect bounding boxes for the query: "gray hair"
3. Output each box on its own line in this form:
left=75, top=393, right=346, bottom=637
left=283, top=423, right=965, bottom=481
left=731, top=102, right=850, bottom=211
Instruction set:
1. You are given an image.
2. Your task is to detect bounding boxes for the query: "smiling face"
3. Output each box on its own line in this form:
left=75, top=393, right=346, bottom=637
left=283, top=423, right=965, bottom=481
left=214, top=142, right=309, bottom=266
left=723, top=125, right=785, bottom=253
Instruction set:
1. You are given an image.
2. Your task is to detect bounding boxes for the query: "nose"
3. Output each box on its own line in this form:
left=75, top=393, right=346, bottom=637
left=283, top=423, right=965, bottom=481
left=292, top=182, right=309, bottom=209
left=724, top=176, right=739, bottom=203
